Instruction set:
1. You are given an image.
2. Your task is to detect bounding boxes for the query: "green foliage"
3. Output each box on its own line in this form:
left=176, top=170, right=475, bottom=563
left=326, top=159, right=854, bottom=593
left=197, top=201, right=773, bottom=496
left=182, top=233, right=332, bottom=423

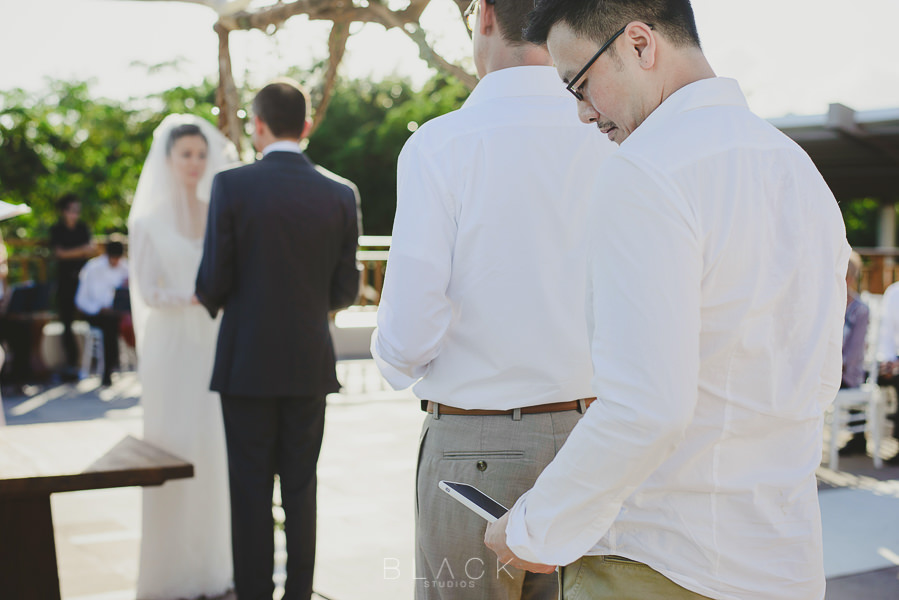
left=0, top=78, right=221, bottom=243
left=0, top=72, right=469, bottom=247
left=840, top=197, right=881, bottom=248
left=306, top=74, right=470, bottom=234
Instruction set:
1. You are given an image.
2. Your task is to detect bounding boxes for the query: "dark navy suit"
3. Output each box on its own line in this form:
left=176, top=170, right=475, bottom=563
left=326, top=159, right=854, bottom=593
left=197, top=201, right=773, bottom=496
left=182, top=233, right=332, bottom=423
left=196, top=150, right=360, bottom=600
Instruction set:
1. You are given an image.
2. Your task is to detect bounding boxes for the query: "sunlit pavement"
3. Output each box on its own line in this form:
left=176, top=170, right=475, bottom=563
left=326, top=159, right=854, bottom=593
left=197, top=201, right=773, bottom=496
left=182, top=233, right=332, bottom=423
left=2, top=363, right=898, bottom=599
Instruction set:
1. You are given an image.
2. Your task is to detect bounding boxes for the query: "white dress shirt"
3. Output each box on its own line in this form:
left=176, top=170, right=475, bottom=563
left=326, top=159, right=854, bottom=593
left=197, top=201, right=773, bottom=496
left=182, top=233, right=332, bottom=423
left=877, top=281, right=899, bottom=360
left=371, top=66, right=616, bottom=409
left=505, top=78, right=849, bottom=600
left=261, top=140, right=302, bottom=156
left=75, top=255, right=129, bottom=315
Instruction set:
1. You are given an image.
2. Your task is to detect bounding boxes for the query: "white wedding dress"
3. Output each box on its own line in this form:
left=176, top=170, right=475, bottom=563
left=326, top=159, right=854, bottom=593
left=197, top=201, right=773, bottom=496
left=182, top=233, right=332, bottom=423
left=129, top=115, right=238, bottom=599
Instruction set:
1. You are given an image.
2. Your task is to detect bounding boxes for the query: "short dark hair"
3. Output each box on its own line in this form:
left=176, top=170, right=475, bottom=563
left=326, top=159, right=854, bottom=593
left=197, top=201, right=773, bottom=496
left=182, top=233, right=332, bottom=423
left=105, top=241, right=124, bottom=258
left=252, top=78, right=309, bottom=139
left=165, top=123, right=207, bottom=156
left=524, top=0, right=701, bottom=50
left=491, top=0, right=542, bottom=45
left=56, top=193, right=79, bottom=213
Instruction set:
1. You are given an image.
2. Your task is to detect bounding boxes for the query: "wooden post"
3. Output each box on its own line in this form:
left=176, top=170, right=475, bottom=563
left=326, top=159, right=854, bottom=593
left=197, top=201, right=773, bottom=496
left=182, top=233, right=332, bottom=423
left=870, top=254, right=886, bottom=294
left=0, top=495, right=61, bottom=600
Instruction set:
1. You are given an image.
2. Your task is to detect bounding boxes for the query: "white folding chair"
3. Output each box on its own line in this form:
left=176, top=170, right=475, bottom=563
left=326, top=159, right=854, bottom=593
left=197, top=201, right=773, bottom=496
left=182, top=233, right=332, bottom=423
left=828, top=377, right=885, bottom=470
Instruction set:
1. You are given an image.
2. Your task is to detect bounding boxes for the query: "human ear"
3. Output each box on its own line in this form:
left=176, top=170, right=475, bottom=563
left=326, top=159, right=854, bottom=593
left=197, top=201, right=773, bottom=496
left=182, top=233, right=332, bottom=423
left=479, top=0, right=495, bottom=36
left=625, top=21, right=656, bottom=69
left=253, top=115, right=266, bottom=136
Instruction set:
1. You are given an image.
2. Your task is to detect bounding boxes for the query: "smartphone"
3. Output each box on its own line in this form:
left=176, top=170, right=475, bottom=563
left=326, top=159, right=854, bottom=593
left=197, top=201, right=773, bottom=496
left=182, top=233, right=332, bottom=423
left=438, top=480, right=509, bottom=523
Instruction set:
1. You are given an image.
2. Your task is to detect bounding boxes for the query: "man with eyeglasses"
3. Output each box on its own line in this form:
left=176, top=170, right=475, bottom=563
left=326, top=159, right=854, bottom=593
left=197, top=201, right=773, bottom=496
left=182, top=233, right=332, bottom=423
left=482, top=1, right=850, bottom=599
left=371, top=0, right=615, bottom=598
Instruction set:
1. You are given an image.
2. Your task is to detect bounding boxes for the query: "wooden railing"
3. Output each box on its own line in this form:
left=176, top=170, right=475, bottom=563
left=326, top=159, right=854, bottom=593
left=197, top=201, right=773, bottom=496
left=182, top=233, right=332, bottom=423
left=5, top=239, right=54, bottom=285
left=856, top=248, right=899, bottom=294
left=357, top=235, right=390, bottom=306
left=5, top=237, right=895, bottom=300
left=3, top=236, right=392, bottom=306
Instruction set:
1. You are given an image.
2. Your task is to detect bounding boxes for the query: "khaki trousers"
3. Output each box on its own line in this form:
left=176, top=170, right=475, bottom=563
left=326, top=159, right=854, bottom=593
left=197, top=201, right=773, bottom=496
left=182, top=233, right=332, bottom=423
left=415, top=408, right=583, bottom=600
left=562, top=555, right=714, bottom=600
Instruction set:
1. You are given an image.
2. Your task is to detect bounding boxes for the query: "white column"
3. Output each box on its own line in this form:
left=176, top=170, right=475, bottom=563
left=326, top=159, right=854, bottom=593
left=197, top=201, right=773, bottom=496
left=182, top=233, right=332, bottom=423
left=879, top=202, right=896, bottom=248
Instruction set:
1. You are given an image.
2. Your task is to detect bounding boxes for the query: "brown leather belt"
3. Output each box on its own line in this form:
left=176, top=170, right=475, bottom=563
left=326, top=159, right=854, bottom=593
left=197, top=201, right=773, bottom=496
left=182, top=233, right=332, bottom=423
left=425, top=398, right=595, bottom=417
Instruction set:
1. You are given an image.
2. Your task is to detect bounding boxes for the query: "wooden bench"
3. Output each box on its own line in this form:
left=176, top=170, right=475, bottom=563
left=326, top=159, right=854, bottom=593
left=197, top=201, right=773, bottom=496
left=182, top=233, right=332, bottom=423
left=0, top=420, right=193, bottom=599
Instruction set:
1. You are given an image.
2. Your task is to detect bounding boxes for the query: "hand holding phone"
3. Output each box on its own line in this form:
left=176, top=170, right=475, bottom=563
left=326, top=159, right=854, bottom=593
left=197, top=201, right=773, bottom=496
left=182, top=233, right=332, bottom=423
left=438, top=480, right=508, bottom=523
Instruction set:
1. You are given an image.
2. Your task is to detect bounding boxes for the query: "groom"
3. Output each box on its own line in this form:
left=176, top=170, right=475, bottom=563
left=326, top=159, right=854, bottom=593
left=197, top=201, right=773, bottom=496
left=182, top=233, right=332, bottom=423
left=196, top=78, right=361, bottom=600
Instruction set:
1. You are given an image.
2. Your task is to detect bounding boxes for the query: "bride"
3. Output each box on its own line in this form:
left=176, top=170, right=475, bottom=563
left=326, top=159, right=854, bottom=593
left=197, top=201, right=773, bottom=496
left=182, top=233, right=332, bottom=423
left=129, top=114, right=239, bottom=599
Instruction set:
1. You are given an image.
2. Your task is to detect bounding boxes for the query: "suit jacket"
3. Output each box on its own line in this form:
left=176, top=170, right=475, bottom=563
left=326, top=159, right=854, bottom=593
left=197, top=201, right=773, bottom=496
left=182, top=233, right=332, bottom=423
left=196, top=151, right=360, bottom=397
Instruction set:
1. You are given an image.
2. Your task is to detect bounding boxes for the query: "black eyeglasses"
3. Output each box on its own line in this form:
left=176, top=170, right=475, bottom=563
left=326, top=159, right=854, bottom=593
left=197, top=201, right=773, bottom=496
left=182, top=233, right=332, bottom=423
left=463, top=0, right=496, bottom=35
left=565, top=23, right=653, bottom=101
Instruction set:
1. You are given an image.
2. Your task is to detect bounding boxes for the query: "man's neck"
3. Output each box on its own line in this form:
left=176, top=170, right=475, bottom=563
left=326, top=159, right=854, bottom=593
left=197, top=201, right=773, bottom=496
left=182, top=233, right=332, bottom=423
left=483, top=44, right=552, bottom=75
left=656, top=49, right=716, bottom=107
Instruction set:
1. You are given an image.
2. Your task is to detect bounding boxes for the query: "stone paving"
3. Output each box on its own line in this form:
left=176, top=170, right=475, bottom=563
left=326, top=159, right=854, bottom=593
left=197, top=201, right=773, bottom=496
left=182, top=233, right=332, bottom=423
left=2, top=362, right=898, bottom=599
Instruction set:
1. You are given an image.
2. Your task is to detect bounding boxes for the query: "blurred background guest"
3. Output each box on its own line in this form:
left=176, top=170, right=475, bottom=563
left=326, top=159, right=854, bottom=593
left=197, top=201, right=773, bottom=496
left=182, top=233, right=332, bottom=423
left=74, top=240, right=128, bottom=386
left=838, top=251, right=870, bottom=458
left=49, top=194, right=96, bottom=380
left=0, top=199, right=33, bottom=423
left=842, top=251, right=869, bottom=390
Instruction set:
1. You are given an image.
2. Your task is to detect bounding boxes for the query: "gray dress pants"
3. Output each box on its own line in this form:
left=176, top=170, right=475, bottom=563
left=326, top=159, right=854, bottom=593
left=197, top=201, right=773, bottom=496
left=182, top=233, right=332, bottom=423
left=415, top=407, right=584, bottom=600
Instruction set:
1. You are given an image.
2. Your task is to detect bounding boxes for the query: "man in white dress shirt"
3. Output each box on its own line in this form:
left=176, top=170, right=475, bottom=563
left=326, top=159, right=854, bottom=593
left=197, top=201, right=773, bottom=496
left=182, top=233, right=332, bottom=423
left=370, top=0, right=615, bottom=598
left=484, top=1, right=850, bottom=599
left=871, top=281, right=899, bottom=464
left=75, top=240, right=129, bottom=386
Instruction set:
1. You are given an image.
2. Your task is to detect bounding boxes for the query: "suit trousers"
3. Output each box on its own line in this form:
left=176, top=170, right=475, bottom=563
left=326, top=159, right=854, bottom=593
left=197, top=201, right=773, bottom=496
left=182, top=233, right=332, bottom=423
left=84, top=312, right=121, bottom=377
left=220, top=394, right=326, bottom=600
left=415, top=408, right=583, bottom=600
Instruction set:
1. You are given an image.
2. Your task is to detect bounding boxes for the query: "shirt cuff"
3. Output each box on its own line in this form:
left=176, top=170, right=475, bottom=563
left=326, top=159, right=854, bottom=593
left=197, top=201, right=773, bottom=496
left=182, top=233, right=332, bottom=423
left=504, top=491, right=546, bottom=565
left=370, top=329, right=419, bottom=390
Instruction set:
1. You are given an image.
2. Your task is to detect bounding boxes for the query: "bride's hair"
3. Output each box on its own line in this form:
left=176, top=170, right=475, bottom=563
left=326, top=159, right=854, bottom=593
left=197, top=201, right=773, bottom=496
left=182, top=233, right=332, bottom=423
left=165, top=124, right=208, bottom=156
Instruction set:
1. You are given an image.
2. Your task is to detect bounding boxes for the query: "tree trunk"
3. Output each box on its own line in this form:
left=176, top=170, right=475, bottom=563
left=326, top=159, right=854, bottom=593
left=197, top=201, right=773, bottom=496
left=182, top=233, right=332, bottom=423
left=215, top=21, right=243, bottom=154
left=310, top=21, right=351, bottom=138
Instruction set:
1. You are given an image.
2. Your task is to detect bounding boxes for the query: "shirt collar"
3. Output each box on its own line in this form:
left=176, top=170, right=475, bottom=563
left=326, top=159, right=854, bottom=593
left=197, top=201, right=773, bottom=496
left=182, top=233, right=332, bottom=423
left=462, top=66, right=571, bottom=109
left=262, top=140, right=302, bottom=156
left=622, top=77, right=749, bottom=147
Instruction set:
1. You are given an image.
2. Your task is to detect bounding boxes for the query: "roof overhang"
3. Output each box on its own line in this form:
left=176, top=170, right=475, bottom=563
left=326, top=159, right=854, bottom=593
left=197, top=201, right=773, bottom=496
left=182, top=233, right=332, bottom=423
left=769, top=104, right=899, bottom=202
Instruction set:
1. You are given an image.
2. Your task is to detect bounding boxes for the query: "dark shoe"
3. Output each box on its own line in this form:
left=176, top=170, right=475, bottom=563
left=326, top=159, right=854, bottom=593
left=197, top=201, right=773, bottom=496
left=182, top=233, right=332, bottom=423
left=838, top=435, right=867, bottom=457
left=60, top=366, right=80, bottom=383
left=101, top=373, right=113, bottom=387
left=885, top=454, right=899, bottom=466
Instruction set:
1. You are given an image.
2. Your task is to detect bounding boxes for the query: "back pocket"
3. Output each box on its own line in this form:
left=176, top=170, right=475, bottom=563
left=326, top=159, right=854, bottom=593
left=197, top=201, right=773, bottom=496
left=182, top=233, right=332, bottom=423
left=442, top=450, right=525, bottom=460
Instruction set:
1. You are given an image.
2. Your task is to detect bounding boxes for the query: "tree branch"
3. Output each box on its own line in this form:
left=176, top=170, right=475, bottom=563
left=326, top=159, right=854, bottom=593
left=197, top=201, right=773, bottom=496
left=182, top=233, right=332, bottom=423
left=399, top=23, right=477, bottom=90
left=309, top=21, right=350, bottom=137
left=214, top=21, right=243, bottom=152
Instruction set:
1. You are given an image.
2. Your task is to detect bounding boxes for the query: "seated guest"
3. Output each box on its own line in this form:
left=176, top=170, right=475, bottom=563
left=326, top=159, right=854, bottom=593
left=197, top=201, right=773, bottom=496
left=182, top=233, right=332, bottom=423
left=843, top=252, right=869, bottom=389
left=839, top=251, right=870, bottom=457
left=75, top=240, right=129, bottom=386
left=876, top=276, right=899, bottom=465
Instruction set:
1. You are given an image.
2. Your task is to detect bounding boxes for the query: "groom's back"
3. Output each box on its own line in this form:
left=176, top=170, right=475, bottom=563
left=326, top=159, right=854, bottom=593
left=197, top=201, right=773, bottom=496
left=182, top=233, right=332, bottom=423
left=198, top=151, right=360, bottom=397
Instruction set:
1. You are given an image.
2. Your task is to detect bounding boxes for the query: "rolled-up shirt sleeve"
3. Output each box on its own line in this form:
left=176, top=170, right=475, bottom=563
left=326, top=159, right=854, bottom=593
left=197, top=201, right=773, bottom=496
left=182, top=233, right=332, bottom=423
left=371, top=133, right=456, bottom=390
left=505, top=155, right=702, bottom=565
